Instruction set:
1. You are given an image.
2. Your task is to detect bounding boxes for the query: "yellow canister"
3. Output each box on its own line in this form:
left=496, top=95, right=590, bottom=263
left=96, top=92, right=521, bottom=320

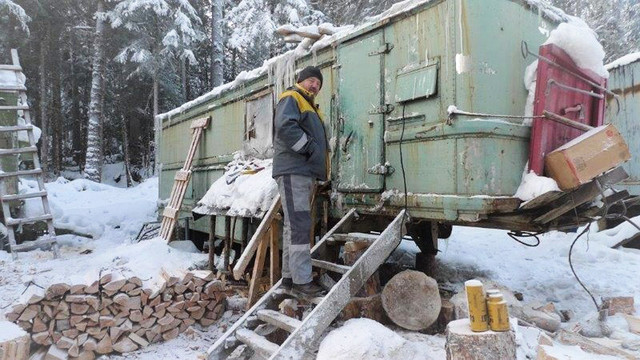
left=465, top=280, right=489, bottom=332
left=487, top=294, right=510, bottom=332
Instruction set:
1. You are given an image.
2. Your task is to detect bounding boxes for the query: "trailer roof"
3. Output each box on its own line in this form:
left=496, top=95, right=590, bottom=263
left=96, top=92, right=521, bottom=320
left=157, top=0, right=570, bottom=122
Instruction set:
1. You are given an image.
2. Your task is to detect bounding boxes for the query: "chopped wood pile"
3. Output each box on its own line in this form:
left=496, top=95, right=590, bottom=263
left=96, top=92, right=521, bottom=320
left=4, top=269, right=226, bottom=359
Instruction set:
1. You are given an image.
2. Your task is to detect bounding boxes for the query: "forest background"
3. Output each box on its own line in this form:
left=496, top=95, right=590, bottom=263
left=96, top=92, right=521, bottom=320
left=0, top=0, right=638, bottom=185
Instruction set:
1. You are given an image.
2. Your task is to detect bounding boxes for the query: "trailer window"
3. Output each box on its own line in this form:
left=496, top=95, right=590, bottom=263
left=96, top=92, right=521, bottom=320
left=244, top=91, right=274, bottom=158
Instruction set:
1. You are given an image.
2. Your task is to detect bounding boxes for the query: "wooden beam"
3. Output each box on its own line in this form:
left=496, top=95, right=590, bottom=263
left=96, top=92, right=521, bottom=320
left=233, top=195, right=281, bottom=280
left=246, top=234, right=269, bottom=309
left=270, top=220, right=280, bottom=286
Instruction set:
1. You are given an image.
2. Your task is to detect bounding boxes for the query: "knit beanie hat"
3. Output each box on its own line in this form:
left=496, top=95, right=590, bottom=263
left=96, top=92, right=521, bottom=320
left=297, top=66, right=323, bottom=89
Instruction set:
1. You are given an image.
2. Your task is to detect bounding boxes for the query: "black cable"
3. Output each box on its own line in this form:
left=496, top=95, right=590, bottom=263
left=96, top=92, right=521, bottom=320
left=507, top=231, right=541, bottom=247
left=568, top=225, right=600, bottom=312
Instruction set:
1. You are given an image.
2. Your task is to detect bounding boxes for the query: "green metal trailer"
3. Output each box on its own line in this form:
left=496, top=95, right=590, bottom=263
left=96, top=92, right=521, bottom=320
left=157, top=0, right=614, bottom=251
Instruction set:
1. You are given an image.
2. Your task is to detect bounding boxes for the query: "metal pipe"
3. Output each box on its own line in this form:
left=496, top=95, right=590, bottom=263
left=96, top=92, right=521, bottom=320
left=542, top=110, right=594, bottom=132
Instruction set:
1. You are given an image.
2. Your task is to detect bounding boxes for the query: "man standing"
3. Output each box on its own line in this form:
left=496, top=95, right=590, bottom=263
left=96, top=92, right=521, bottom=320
left=272, top=66, right=328, bottom=296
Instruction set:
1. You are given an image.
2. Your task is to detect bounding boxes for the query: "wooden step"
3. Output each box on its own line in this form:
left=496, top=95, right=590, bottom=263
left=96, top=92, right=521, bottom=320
left=0, top=85, right=27, bottom=92
left=0, top=125, right=33, bottom=132
left=1, top=191, right=47, bottom=201
left=6, top=214, right=53, bottom=226
left=0, top=169, right=42, bottom=178
left=311, top=259, right=350, bottom=274
left=256, top=309, right=302, bottom=333
left=0, top=105, right=29, bottom=111
left=329, top=233, right=378, bottom=244
left=0, top=146, right=37, bottom=156
left=11, top=236, right=57, bottom=252
left=0, top=64, right=22, bottom=71
left=235, top=328, right=279, bottom=358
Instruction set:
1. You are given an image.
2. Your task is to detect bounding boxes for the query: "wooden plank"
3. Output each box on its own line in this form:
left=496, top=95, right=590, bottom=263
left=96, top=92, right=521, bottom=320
left=11, top=236, right=57, bottom=252
left=6, top=214, right=53, bottom=226
left=190, top=117, right=210, bottom=129
left=519, top=191, right=563, bottom=210
left=330, top=233, right=378, bottom=244
left=311, top=259, right=350, bottom=274
left=0, top=64, right=22, bottom=71
left=270, top=220, right=280, bottom=286
left=235, top=328, right=278, bottom=358
left=162, top=207, right=179, bottom=220
left=256, top=309, right=301, bottom=333
left=535, top=167, right=629, bottom=224
left=0, top=169, right=42, bottom=179
left=0, top=146, right=37, bottom=155
left=2, top=191, right=47, bottom=201
left=246, top=233, right=269, bottom=309
left=0, top=106, right=29, bottom=111
left=174, top=170, right=190, bottom=181
left=232, top=195, right=281, bottom=280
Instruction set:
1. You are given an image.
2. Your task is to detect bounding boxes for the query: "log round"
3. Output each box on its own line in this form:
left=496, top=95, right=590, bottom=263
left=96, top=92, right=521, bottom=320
left=381, top=270, right=441, bottom=330
left=445, top=318, right=516, bottom=360
left=0, top=321, right=30, bottom=360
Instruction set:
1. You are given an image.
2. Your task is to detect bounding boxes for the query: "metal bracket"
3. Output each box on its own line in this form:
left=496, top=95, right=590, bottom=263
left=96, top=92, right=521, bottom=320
left=368, top=43, right=394, bottom=56
left=368, top=104, right=395, bottom=115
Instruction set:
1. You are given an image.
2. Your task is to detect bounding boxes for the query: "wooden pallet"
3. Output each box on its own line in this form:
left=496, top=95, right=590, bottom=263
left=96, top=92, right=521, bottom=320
left=159, top=116, right=209, bottom=242
left=0, top=49, right=57, bottom=257
left=207, top=209, right=406, bottom=360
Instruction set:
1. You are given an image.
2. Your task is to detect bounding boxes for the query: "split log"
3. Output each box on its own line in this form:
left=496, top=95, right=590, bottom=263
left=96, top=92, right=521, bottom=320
left=95, top=336, right=113, bottom=354
left=381, top=270, right=441, bottom=330
left=112, top=337, right=138, bottom=353
left=20, top=285, right=45, bottom=304
left=445, top=318, right=516, bottom=360
left=128, top=333, right=149, bottom=348
left=44, top=345, right=68, bottom=360
left=0, top=321, right=30, bottom=360
left=46, top=284, right=71, bottom=300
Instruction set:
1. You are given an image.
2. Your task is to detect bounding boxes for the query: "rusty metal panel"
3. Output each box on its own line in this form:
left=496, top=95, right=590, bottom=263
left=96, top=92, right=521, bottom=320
left=606, top=59, right=640, bottom=195
left=337, top=31, right=385, bottom=192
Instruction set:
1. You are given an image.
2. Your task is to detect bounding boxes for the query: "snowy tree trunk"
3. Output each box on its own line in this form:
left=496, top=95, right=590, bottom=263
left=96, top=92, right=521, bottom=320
left=211, top=0, right=224, bottom=87
left=152, top=72, right=159, bottom=175
left=50, top=27, right=63, bottom=176
left=84, top=0, right=106, bottom=183
left=122, top=117, right=132, bottom=187
left=70, top=41, right=83, bottom=169
left=38, top=39, right=49, bottom=176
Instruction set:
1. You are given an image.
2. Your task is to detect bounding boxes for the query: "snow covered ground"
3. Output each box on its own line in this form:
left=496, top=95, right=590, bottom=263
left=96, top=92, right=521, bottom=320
left=2, top=175, right=640, bottom=359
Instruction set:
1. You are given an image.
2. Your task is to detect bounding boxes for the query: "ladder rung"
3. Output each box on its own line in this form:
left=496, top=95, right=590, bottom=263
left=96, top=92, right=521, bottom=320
left=163, top=206, right=179, bottom=219
left=0, top=105, right=29, bottom=111
left=0, top=169, right=42, bottom=178
left=0, top=146, right=37, bottom=155
left=0, top=85, right=27, bottom=92
left=0, top=65, right=22, bottom=71
left=2, top=191, right=47, bottom=201
left=235, top=328, right=278, bottom=358
left=11, top=237, right=57, bottom=252
left=256, top=309, right=301, bottom=333
left=311, top=259, right=351, bottom=274
left=0, top=125, right=33, bottom=132
left=6, top=214, right=53, bottom=226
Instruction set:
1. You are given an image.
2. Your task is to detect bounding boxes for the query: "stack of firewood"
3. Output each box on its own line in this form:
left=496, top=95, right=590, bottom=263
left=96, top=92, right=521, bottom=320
left=4, top=269, right=226, bottom=359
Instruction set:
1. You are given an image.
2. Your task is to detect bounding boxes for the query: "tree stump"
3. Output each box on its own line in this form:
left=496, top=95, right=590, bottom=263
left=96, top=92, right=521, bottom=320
left=0, top=321, right=30, bottom=360
left=381, top=270, right=441, bottom=330
left=445, top=318, right=516, bottom=360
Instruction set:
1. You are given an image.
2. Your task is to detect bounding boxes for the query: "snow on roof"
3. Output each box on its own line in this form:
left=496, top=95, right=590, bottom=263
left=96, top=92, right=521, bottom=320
left=158, top=0, right=573, bottom=122
left=605, top=52, right=640, bottom=71
left=192, top=154, right=277, bottom=218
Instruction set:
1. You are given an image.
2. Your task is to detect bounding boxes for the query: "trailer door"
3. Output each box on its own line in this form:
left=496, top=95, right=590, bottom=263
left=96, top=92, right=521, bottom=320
left=337, top=30, right=386, bottom=193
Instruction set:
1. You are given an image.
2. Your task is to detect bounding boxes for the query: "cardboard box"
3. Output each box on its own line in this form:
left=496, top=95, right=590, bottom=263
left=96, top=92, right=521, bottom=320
left=544, top=124, right=630, bottom=190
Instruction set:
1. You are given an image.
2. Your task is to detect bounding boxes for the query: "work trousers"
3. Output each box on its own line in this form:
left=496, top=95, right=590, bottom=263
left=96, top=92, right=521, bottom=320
left=276, top=174, right=314, bottom=285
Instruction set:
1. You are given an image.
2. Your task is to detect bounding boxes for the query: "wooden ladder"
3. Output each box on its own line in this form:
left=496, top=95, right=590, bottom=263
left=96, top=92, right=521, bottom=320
left=0, top=49, right=57, bottom=256
left=207, top=209, right=407, bottom=360
left=159, top=116, right=209, bottom=242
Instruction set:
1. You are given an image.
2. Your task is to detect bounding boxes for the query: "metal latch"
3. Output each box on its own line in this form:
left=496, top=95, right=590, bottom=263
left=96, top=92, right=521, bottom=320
left=367, top=163, right=395, bottom=175
left=368, top=104, right=395, bottom=115
left=368, top=43, right=394, bottom=56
